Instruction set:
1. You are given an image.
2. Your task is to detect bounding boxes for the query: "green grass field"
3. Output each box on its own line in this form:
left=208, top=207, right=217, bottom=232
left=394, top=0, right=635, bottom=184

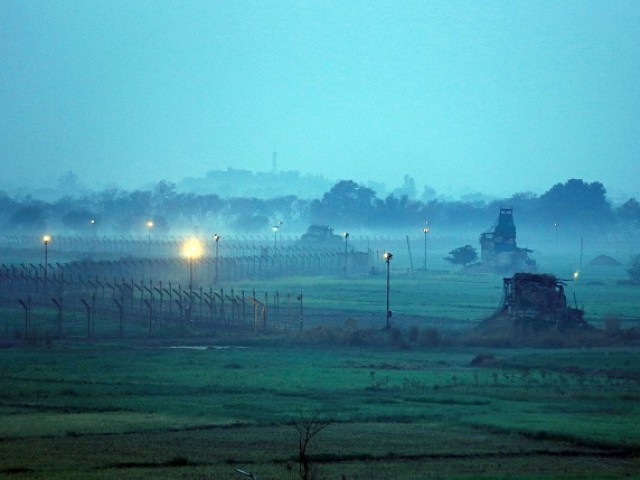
left=0, top=342, right=639, bottom=479
left=229, top=258, right=640, bottom=331
left=1, top=244, right=639, bottom=478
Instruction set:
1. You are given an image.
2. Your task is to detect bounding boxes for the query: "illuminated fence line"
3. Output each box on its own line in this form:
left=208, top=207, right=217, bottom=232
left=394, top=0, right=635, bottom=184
left=0, top=248, right=371, bottom=285
left=1, top=234, right=404, bottom=257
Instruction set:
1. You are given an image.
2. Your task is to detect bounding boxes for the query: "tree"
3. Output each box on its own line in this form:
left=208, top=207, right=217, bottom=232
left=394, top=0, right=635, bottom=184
left=311, top=180, right=377, bottom=226
left=616, top=198, right=640, bottom=228
left=444, top=245, right=478, bottom=268
left=373, top=194, right=422, bottom=227
left=8, top=203, right=48, bottom=232
left=538, top=178, right=613, bottom=226
left=61, top=209, right=99, bottom=233
left=291, top=410, right=334, bottom=480
left=628, top=254, right=640, bottom=282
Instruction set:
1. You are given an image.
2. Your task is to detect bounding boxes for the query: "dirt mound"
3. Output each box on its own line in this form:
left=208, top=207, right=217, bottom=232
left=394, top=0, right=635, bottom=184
left=590, top=255, right=621, bottom=266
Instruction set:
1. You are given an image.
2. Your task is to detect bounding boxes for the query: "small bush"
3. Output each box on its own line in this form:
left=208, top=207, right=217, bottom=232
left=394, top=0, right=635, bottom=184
left=418, top=328, right=440, bottom=346
left=408, top=326, right=419, bottom=343
left=388, top=327, right=403, bottom=346
left=224, top=363, right=243, bottom=369
left=604, top=315, right=621, bottom=336
left=166, top=456, right=189, bottom=467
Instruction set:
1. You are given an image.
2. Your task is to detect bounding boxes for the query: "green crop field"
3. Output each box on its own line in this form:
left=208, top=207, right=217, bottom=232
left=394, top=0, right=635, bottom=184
left=0, top=342, right=639, bottom=479
left=1, top=243, right=639, bottom=478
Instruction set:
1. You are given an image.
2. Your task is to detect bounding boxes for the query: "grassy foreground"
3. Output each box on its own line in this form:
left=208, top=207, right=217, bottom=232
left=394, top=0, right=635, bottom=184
left=0, top=341, right=639, bottom=479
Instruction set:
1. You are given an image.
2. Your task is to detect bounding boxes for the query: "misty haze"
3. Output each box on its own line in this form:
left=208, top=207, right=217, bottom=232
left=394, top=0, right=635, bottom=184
left=1, top=2, right=639, bottom=479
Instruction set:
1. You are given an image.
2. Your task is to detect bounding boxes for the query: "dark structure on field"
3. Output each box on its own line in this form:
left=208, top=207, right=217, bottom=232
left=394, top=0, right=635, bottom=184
left=479, top=208, right=536, bottom=272
left=300, top=225, right=343, bottom=246
left=501, top=273, right=587, bottom=330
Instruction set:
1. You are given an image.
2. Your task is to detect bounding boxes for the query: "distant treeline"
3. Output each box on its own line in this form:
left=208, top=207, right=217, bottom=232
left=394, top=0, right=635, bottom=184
left=1, top=178, right=638, bottom=236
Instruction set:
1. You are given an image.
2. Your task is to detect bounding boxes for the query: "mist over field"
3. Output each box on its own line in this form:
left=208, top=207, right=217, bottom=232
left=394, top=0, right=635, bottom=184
left=2, top=2, right=640, bottom=479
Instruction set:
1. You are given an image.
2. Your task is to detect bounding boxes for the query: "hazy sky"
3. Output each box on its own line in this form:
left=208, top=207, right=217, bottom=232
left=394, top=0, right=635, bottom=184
left=1, top=0, right=639, bottom=199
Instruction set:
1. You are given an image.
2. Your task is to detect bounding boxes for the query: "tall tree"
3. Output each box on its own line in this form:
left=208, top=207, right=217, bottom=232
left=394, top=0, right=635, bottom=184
left=616, top=198, right=640, bottom=228
left=538, top=178, right=613, bottom=226
left=311, top=180, right=377, bottom=227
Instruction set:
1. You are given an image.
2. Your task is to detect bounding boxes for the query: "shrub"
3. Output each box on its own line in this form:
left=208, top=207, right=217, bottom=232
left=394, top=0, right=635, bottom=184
left=604, top=315, right=621, bottom=337
left=408, top=326, right=420, bottom=343
left=627, top=254, right=640, bottom=282
left=418, top=328, right=440, bottom=346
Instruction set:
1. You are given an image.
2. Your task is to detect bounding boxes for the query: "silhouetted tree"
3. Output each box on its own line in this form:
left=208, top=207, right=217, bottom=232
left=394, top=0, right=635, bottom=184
left=628, top=254, right=640, bottom=282
left=225, top=197, right=270, bottom=233
left=61, top=209, right=99, bottom=233
left=108, top=190, right=152, bottom=232
left=616, top=198, right=640, bottom=228
left=538, top=178, right=613, bottom=227
left=311, top=180, right=377, bottom=227
left=0, top=191, right=20, bottom=223
left=291, top=410, right=334, bottom=480
left=444, top=245, right=478, bottom=268
left=8, top=202, right=48, bottom=232
left=374, top=194, right=423, bottom=227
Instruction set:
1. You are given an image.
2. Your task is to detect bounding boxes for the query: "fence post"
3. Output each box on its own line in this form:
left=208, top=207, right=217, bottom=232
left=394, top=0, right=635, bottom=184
left=80, top=298, right=92, bottom=339
left=114, top=299, right=123, bottom=337
left=52, top=298, right=63, bottom=338
left=18, top=297, right=31, bottom=339
left=297, top=293, right=304, bottom=333
left=144, top=299, right=152, bottom=337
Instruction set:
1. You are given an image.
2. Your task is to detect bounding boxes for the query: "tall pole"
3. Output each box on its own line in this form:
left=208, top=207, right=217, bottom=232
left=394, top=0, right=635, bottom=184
left=343, top=232, right=349, bottom=277
left=384, top=252, right=393, bottom=328
left=183, top=237, right=203, bottom=314
left=273, top=226, right=278, bottom=251
left=44, top=239, right=48, bottom=285
left=214, top=234, right=220, bottom=284
left=423, top=226, right=429, bottom=271
left=90, top=219, right=97, bottom=257
left=43, top=235, right=51, bottom=290
left=146, top=220, right=153, bottom=259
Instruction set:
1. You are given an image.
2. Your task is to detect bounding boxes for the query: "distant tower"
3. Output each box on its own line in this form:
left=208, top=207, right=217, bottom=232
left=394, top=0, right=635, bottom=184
left=271, top=147, right=277, bottom=173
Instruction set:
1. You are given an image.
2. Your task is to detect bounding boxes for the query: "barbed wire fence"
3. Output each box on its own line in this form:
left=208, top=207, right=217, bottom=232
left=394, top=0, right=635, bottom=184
left=0, top=234, right=376, bottom=341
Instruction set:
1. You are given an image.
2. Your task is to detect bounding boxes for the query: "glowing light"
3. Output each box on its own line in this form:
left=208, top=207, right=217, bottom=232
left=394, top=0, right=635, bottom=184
left=423, top=227, right=430, bottom=234
left=146, top=220, right=154, bottom=229
left=573, top=271, right=580, bottom=280
left=42, top=235, right=51, bottom=244
left=384, top=252, right=393, bottom=261
left=183, top=238, right=204, bottom=259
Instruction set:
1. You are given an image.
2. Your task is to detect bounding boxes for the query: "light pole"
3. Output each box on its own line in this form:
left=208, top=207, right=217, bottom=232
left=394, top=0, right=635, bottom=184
left=213, top=233, right=220, bottom=284
left=422, top=226, right=429, bottom=271
left=146, top=220, right=154, bottom=257
left=272, top=225, right=280, bottom=252
left=554, top=223, right=559, bottom=245
left=384, top=251, right=393, bottom=328
left=183, top=238, right=203, bottom=294
left=343, top=232, right=349, bottom=276
left=43, top=235, right=51, bottom=289
left=146, top=220, right=154, bottom=242
left=89, top=218, right=97, bottom=256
